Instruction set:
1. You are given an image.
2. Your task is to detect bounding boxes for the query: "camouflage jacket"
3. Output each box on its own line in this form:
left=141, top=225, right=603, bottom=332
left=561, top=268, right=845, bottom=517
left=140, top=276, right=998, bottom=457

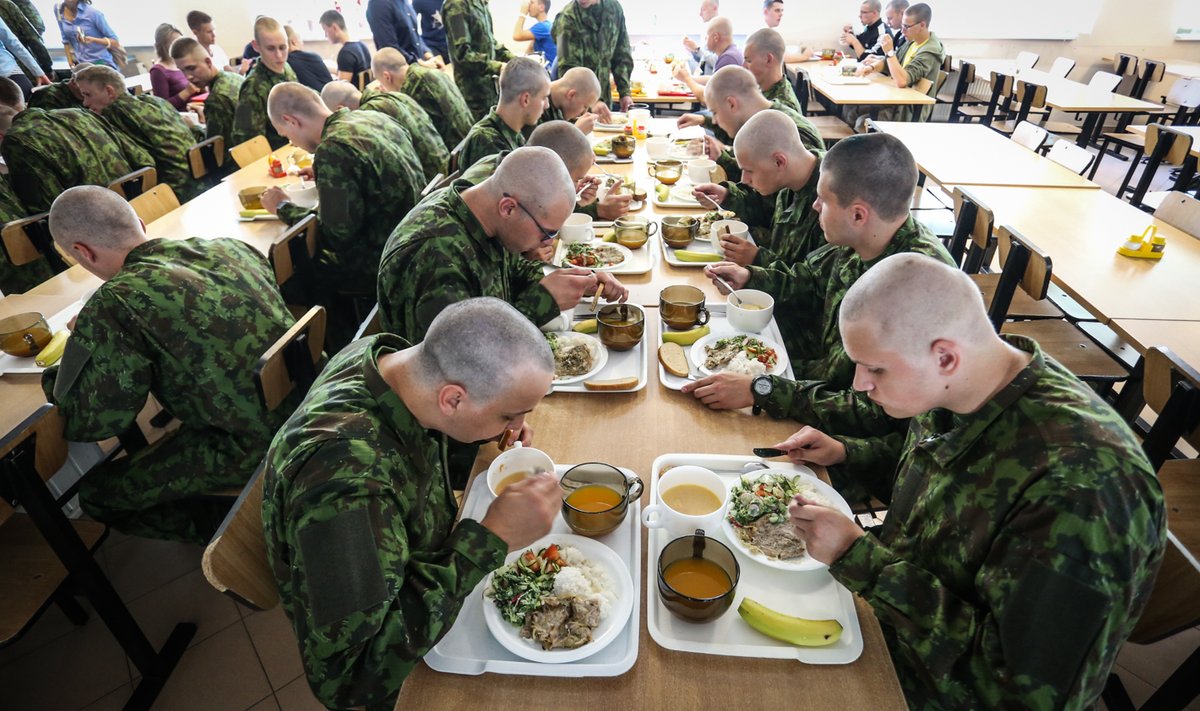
left=399, top=64, right=474, bottom=151
left=751, top=217, right=953, bottom=465
left=722, top=149, right=824, bottom=268
left=457, top=108, right=526, bottom=174
left=460, top=150, right=600, bottom=220
left=1, top=107, right=152, bottom=213
left=262, top=334, right=506, bottom=710
left=360, top=87, right=448, bottom=182
left=443, top=0, right=513, bottom=119
left=204, top=70, right=245, bottom=146
left=523, top=99, right=565, bottom=139
left=712, top=100, right=824, bottom=182
left=277, top=109, right=424, bottom=290
left=27, top=79, right=80, bottom=110
left=41, top=238, right=295, bottom=461
left=0, top=173, right=51, bottom=294
left=99, top=93, right=202, bottom=202
left=0, top=0, right=51, bottom=77
left=762, top=76, right=802, bottom=115
left=829, top=335, right=1165, bottom=710
left=232, top=62, right=298, bottom=150
left=377, top=179, right=560, bottom=340
left=553, top=0, right=633, bottom=98
left=9, top=0, right=39, bottom=34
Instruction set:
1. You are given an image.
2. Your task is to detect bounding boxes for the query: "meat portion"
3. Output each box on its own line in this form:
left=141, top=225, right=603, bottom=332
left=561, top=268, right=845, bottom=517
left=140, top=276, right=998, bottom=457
left=744, top=519, right=806, bottom=560
left=521, top=596, right=602, bottom=650
left=556, top=344, right=592, bottom=376
left=704, top=339, right=743, bottom=370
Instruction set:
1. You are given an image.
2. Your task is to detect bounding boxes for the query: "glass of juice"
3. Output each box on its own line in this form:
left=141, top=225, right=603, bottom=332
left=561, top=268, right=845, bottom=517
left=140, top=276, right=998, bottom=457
left=657, top=531, right=740, bottom=622
left=560, top=462, right=644, bottom=537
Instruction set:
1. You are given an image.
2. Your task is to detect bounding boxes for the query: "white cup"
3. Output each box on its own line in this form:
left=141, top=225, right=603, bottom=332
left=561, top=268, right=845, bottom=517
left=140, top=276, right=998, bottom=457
left=687, top=158, right=716, bottom=184
left=642, top=466, right=729, bottom=537
left=560, top=213, right=594, bottom=244
left=285, top=181, right=319, bottom=209
left=710, top=219, right=750, bottom=255
left=486, top=442, right=556, bottom=497
left=646, top=136, right=671, bottom=159
left=628, top=108, right=651, bottom=128
left=726, top=289, right=776, bottom=333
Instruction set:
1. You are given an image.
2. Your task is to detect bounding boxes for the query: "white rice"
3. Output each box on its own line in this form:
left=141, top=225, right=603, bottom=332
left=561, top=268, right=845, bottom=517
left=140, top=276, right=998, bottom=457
left=794, top=481, right=833, bottom=508
left=554, top=545, right=616, bottom=620
left=723, top=351, right=767, bottom=377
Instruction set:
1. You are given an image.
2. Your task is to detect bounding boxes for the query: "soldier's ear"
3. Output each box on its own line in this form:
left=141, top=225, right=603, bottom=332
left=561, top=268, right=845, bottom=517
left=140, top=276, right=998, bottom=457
left=437, top=383, right=467, bottom=415
left=931, top=339, right=959, bottom=375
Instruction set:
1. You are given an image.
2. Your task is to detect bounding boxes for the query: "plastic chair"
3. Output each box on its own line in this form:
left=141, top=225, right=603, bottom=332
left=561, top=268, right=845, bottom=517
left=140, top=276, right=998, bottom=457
left=1047, top=56, right=1076, bottom=79
left=1016, top=51, right=1039, bottom=70
left=1045, top=140, right=1095, bottom=175
left=1010, top=121, right=1049, bottom=152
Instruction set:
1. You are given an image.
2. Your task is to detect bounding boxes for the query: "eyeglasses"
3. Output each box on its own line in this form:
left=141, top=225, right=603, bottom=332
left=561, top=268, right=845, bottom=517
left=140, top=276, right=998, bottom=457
left=503, top=193, right=558, bottom=242
left=901, top=20, right=923, bottom=30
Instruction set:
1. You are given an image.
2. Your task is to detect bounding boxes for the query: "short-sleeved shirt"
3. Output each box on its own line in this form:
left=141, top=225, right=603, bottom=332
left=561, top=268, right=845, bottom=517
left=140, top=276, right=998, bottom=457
left=336, top=40, right=372, bottom=87
left=287, top=49, right=333, bottom=92
left=713, top=43, right=743, bottom=72
left=207, top=42, right=230, bottom=70
left=529, top=19, right=556, bottom=65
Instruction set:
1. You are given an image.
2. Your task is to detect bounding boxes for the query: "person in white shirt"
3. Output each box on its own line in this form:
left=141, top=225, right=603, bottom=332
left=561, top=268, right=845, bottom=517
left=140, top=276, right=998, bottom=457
left=762, top=0, right=812, bottom=63
left=682, top=0, right=718, bottom=74
left=186, top=10, right=231, bottom=71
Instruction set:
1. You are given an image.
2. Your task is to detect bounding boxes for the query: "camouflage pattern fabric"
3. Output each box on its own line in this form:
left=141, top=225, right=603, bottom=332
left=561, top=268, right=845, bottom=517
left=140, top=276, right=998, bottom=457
left=360, top=87, right=448, bottom=181
left=459, top=149, right=600, bottom=220
left=98, top=93, right=203, bottom=202
left=712, top=100, right=824, bottom=183
left=0, top=0, right=51, bottom=77
left=1, top=107, right=152, bottom=214
left=829, top=335, right=1166, bottom=710
left=9, top=0, right=40, bottom=35
left=204, top=70, right=245, bottom=146
left=40, top=238, right=297, bottom=543
left=0, top=173, right=51, bottom=294
left=456, top=108, right=525, bottom=174
left=879, top=33, right=945, bottom=123
left=762, top=76, right=802, bottom=115
left=26, top=79, right=81, bottom=110
left=231, top=61, right=298, bottom=150
left=262, top=334, right=507, bottom=710
left=443, top=0, right=513, bottom=120
left=553, top=0, right=633, bottom=100
left=752, top=217, right=953, bottom=465
left=524, top=99, right=564, bottom=138
left=377, top=179, right=560, bottom=340
left=721, top=149, right=825, bottom=268
left=399, top=64, right=474, bottom=152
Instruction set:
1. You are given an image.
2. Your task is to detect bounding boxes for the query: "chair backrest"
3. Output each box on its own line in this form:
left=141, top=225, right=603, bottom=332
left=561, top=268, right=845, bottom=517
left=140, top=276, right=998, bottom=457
left=448, top=135, right=469, bottom=174
left=1152, top=191, right=1200, bottom=238
left=791, top=68, right=813, bottom=108
left=128, top=184, right=180, bottom=223
left=950, top=187, right=996, bottom=271
left=982, top=72, right=1015, bottom=125
left=1008, top=80, right=1048, bottom=125
left=201, top=464, right=279, bottom=610
left=1140, top=58, right=1167, bottom=85
left=187, top=136, right=226, bottom=181
left=1164, top=77, right=1200, bottom=110
left=1048, top=56, right=1075, bottom=79
left=230, top=135, right=271, bottom=168
left=1142, top=346, right=1200, bottom=463
left=0, top=404, right=69, bottom=485
left=106, top=166, right=157, bottom=200
left=1016, top=51, right=1039, bottom=70
left=941, top=54, right=953, bottom=73
left=356, top=68, right=374, bottom=91
left=1087, top=70, right=1122, bottom=93
left=267, top=213, right=318, bottom=289
left=0, top=212, right=69, bottom=273
left=353, top=303, right=383, bottom=341
left=254, top=305, right=326, bottom=412
left=1144, top=124, right=1194, bottom=168
left=1113, top=52, right=1138, bottom=78
left=989, top=225, right=1052, bottom=331
left=933, top=69, right=949, bottom=97
left=1010, top=120, right=1049, bottom=152
left=1046, top=140, right=1095, bottom=175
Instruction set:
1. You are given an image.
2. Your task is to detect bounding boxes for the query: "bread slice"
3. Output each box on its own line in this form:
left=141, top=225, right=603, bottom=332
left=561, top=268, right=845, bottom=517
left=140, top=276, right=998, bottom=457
left=658, top=342, right=689, bottom=378
left=583, top=376, right=639, bottom=391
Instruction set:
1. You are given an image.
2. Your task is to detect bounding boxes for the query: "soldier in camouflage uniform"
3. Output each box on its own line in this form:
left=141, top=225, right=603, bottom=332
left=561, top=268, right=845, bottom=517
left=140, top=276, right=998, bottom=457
left=9, top=0, right=39, bottom=35
left=373, top=47, right=474, bottom=153
left=0, top=0, right=51, bottom=79
left=231, top=17, right=298, bottom=150
left=0, top=78, right=153, bottom=214
left=320, top=80, right=447, bottom=183
left=527, top=66, right=601, bottom=138
left=777, top=253, right=1166, bottom=709
left=75, top=65, right=202, bottom=202
left=553, top=0, right=634, bottom=113
left=26, top=74, right=82, bottom=110
left=172, top=37, right=244, bottom=146
left=262, top=297, right=563, bottom=710
left=443, top=0, right=513, bottom=120
left=41, top=186, right=298, bottom=544
left=456, top=56, right=548, bottom=172
left=377, top=145, right=628, bottom=341
left=683, top=133, right=952, bottom=458
left=0, top=172, right=51, bottom=294
left=744, top=28, right=802, bottom=114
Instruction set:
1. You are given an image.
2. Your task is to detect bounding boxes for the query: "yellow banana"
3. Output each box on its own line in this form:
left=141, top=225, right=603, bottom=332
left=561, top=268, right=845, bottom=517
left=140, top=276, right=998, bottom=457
left=674, top=250, right=722, bottom=263
left=660, top=324, right=710, bottom=346
left=573, top=318, right=598, bottom=334
left=35, top=330, right=70, bottom=367
left=737, top=597, right=843, bottom=647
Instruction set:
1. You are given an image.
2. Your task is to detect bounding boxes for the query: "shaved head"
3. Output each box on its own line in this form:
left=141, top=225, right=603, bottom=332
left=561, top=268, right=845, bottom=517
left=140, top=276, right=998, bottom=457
left=558, top=67, right=601, bottom=101
left=528, top=121, right=593, bottom=179
left=745, top=28, right=786, bottom=64
left=169, top=36, right=206, bottom=63
left=708, top=16, right=733, bottom=38
left=499, top=56, right=550, bottom=106
left=733, top=109, right=803, bottom=159
left=706, top=65, right=761, bottom=105
left=372, top=47, right=407, bottom=75
left=841, top=253, right=993, bottom=358
left=254, top=16, right=283, bottom=42
left=49, top=186, right=144, bottom=251
left=320, top=80, right=361, bottom=110
left=74, top=64, right=125, bottom=94
left=267, top=81, right=328, bottom=123
left=823, top=133, right=917, bottom=221
left=488, top=145, right=575, bottom=218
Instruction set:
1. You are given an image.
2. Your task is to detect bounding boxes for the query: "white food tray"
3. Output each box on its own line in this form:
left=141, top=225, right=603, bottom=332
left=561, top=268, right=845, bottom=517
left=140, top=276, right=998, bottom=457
left=658, top=224, right=754, bottom=268
left=0, top=299, right=85, bottom=376
left=657, top=304, right=793, bottom=390
left=550, top=230, right=659, bottom=276
left=646, top=453, right=863, bottom=664
left=549, top=304, right=649, bottom=394
left=424, top=464, right=642, bottom=677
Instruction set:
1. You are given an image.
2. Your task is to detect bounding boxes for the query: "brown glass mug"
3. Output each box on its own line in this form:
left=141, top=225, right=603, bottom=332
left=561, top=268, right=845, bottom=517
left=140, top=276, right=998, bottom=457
left=560, top=462, right=644, bottom=537
left=660, top=285, right=710, bottom=330
left=597, top=304, right=645, bottom=352
left=614, top=217, right=657, bottom=249
left=0, top=312, right=52, bottom=357
left=657, top=530, right=740, bottom=622
left=647, top=159, right=683, bottom=185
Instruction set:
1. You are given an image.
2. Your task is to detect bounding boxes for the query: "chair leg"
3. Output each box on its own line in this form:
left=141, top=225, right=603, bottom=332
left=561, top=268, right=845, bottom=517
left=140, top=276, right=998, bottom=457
left=1139, top=643, right=1200, bottom=711
left=1102, top=672, right=1137, bottom=711
left=1089, top=137, right=1110, bottom=180
left=1117, top=149, right=1145, bottom=198
left=53, top=587, right=89, bottom=626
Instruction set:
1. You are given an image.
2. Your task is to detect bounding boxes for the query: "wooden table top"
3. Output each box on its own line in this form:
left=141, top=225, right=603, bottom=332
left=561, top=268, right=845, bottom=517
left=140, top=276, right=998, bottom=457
left=959, top=185, right=1200, bottom=322
left=396, top=316, right=906, bottom=710
left=1109, top=319, right=1200, bottom=368
left=803, top=66, right=936, bottom=106
left=960, top=63, right=1162, bottom=113
left=1126, top=125, right=1200, bottom=158
left=873, top=122, right=1100, bottom=190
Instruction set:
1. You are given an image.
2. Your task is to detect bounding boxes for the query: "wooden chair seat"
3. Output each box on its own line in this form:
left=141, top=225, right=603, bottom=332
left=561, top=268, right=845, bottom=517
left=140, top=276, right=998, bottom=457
left=971, top=273, right=1065, bottom=319
left=1000, top=319, right=1129, bottom=381
left=956, top=104, right=992, bottom=118
left=809, top=115, right=856, bottom=141
left=1042, top=120, right=1083, bottom=136
left=1099, top=131, right=1146, bottom=149
left=202, top=467, right=278, bottom=611
left=106, top=166, right=157, bottom=200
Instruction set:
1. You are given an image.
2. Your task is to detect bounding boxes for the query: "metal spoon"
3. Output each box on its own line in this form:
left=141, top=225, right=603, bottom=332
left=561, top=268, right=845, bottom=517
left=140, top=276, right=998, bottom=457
left=711, top=271, right=744, bottom=306
left=696, top=191, right=723, bottom=210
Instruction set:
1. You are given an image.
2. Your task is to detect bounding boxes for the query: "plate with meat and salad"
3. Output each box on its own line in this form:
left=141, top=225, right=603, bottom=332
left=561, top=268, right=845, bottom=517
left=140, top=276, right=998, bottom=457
left=560, top=242, right=631, bottom=270
left=690, top=333, right=785, bottom=378
left=483, top=534, right=635, bottom=663
left=546, top=331, right=609, bottom=384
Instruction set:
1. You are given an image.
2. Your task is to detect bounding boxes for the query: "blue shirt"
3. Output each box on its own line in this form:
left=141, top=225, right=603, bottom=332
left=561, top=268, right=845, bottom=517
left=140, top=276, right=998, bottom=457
left=54, top=2, right=119, bottom=67
left=529, top=19, right=556, bottom=66
left=411, top=0, right=448, bottom=61
left=0, top=16, right=44, bottom=79
left=366, top=0, right=429, bottom=64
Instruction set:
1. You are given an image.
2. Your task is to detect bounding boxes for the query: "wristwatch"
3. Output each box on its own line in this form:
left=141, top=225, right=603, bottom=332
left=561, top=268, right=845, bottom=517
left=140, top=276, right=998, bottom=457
left=750, top=375, right=773, bottom=416
left=886, top=49, right=896, bottom=58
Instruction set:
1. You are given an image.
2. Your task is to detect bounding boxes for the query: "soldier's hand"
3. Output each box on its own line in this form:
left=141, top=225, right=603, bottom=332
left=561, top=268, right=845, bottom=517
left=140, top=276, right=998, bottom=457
left=36, top=75, right=51, bottom=86
left=788, top=496, right=863, bottom=564
left=481, top=472, right=561, bottom=550
left=591, top=101, right=612, bottom=123
left=522, top=243, right=555, bottom=262
left=296, top=166, right=315, bottom=180
left=704, top=261, right=749, bottom=290
left=619, top=95, right=633, bottom=112
left=597, top=186, right=632, bottom=219
left=676, top=113, right=704, bottom=128
left=719, top=234, right=758, bottom=266
left=540, top=267, right=599, bottom=310
left=771, top=427, right=847, bottom=467
left=513, top=421, right=534, bottom=447
left=591, top=272, right=629, bottom=303
left=260, top=186, right=287, bottom=214
left=574, top=112, right=597, bottom=135
left=575, top=176, right=600, bottom=206
left=681, top=372, right=754, bottom=410
left=703, top=135, right=725, bottom=160
left=692, top=182, right=727, bottom=206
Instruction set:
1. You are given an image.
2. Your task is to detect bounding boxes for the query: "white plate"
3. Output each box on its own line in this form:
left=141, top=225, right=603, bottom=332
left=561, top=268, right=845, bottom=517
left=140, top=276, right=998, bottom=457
left=558, top=242, right=633, bottom=271
left=690, top=332, right=787, bottom=377
left=481, top=533, right=635, bottom=663
left=722, top=470, right=855, bottom=572
left=594, top=113, right=627, bottom=131
left=549, top=332, right=608, bottom=384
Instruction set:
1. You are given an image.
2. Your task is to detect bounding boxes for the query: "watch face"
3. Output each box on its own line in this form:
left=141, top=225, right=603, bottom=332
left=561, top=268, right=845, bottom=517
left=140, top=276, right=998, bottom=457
left=752, top=376, right=772, bottom=396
